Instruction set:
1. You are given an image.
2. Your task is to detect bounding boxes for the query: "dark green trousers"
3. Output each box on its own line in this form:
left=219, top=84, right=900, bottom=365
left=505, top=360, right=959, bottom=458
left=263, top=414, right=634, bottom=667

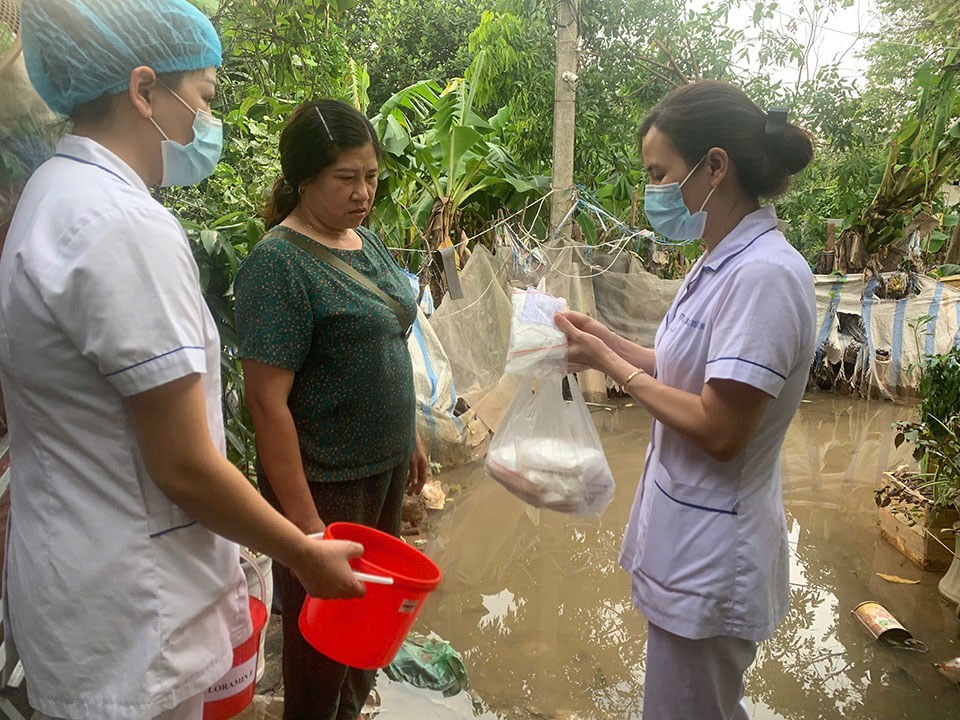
left=260, top=463, right=407, bottom=720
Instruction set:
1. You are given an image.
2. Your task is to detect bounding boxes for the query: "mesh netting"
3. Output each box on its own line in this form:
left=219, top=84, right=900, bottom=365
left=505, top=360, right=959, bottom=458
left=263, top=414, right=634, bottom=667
left=0, top=0, right=19, bottom=34
left=0, top=0, right=18, bottom=29
left=0, top=0, right=20, bottom=71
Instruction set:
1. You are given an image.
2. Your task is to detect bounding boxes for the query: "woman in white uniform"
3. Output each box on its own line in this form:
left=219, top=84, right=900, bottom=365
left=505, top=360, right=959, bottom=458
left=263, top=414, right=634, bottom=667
left=556, top=80, right=817, bottom=719
left=0, top=2, right=366, bottom=719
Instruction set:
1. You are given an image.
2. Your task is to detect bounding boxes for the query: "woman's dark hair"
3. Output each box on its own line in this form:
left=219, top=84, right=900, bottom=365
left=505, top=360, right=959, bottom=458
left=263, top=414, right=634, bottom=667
left=263, top=99, right=381, bottom=229
left=69, top=70, right=190, bottom=127
left=638, top=80, right=814, bottom=199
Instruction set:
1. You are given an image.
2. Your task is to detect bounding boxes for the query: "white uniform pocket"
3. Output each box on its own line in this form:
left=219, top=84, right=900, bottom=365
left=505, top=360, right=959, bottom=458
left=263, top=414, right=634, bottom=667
left=134, top=455, right=195, bottom=538
left=639, top=463, right=739, bottom=600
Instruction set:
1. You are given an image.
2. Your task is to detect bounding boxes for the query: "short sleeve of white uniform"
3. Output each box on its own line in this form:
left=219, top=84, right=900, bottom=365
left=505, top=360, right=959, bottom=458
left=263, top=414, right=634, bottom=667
left=35, top=206, right=208, bottom=397
left=704, top=260, right=809, bottom=398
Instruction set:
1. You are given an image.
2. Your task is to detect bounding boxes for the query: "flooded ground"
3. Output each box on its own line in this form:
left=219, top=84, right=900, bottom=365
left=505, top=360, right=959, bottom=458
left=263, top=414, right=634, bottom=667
left=245, top=391, right=960, bottom=720
left=384, top=392, right=959, bottom=720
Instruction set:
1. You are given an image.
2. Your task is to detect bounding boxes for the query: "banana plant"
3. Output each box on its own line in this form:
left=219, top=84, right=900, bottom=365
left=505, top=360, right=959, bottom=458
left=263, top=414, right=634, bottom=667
left=370, top=76, right=546, bottom=277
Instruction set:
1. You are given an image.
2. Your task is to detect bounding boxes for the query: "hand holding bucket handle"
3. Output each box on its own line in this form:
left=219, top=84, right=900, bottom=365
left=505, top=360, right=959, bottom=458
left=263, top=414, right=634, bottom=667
left=293, top=534, right=366, bottom=599
left=300, top=523, right=442, bottom=669
left=307, top=532, right=394, bottom=586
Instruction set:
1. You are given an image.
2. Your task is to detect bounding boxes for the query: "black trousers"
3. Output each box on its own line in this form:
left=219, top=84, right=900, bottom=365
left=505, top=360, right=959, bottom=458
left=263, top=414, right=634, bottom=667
left=260, top=463, right=408, bottom=720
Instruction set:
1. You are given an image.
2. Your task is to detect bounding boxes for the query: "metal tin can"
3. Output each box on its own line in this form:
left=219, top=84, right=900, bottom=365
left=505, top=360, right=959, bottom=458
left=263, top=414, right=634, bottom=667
left=853, top=601, right=928, bottom=652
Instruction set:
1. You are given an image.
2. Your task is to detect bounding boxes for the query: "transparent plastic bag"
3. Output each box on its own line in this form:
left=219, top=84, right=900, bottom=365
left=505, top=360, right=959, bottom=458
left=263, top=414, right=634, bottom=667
left=484, top=375, right=615, bottom=515
left=504, top=288, right=568, bottom=379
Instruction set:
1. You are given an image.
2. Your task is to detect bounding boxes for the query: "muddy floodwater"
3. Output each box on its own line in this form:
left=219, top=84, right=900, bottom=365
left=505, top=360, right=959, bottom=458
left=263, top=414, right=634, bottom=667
left=371, top=392, right=960, bottom=720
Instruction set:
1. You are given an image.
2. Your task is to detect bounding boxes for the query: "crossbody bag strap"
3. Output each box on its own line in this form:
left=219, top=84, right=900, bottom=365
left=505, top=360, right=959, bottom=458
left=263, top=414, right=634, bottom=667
left=268, top=226, right=414, bottom=338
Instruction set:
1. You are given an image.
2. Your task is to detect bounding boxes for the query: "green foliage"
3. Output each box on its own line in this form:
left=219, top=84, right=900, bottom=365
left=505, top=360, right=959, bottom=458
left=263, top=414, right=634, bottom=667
left=850, top=48, right=960, bottom=254
left=776, top=153, right=879, bottom=263
left=185, top=0, right=218, bottom=14
left=916, top=346, right=960, bottom=435
left=894, top=345, right=960, bottom=511
left=344, top=0, right=484, bottom=109
left=465, top=5, right=555, bottom=173
left=937, top=263, right=960, bottom=277
left=215, top=1, right=354, bottom=102
left=166, top=0, right=367, bottom=476
left=875, top=0, right=960, bottom=43
left=370, top=78, right=547, bottom=268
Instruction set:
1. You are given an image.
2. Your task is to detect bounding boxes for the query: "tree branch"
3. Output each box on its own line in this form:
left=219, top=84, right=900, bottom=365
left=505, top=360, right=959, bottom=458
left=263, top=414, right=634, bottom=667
left=652, top=36, right=690, bottom=84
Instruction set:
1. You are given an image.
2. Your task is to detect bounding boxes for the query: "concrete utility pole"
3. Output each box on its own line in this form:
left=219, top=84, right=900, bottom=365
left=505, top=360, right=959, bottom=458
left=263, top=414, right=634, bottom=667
left=550, top=0, right=578, bottom=241
left=548, top=0, right=608, bottom=402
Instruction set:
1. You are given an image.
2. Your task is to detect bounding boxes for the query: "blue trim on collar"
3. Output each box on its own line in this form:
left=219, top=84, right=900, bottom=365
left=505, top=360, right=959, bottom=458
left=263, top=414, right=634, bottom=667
left=666, top=225, right=778, bottom=326
left=703, top=225, right=778, bottom=272
left=54, top=153, right=132, bottom=187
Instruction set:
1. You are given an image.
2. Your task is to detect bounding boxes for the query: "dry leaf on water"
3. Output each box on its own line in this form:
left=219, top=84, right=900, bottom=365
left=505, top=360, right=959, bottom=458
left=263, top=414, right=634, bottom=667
left=875, top=573, right=920, bottom=585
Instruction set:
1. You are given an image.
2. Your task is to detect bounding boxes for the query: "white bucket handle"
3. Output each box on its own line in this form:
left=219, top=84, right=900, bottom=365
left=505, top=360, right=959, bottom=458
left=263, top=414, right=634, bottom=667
left=238, top=546, right=267, bottom=602
left=307, top=532, right=394, bottom=586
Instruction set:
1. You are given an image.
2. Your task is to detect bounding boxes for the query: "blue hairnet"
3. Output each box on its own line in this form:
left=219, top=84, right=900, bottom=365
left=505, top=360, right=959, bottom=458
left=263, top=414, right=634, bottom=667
left=21, top=0, right=222, bottom=116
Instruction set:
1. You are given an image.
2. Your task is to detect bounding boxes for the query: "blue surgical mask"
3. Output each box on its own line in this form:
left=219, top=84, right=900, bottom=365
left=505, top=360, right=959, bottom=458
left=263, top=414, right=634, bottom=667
left=149, top=87, right=223, bottom=187
left=644, top=156, right=716, bottom=242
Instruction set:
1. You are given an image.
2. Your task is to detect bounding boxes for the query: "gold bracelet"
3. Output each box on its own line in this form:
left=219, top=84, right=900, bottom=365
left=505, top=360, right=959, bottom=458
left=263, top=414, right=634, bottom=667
left=622, top=369, right=643, bottom=387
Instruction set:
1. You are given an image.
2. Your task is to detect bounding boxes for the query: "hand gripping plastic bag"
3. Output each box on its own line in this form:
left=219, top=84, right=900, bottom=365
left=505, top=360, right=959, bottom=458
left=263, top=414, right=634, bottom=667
left=504, top=288, right=568, bottom=379
left=485, top=375, right=615, bottom=515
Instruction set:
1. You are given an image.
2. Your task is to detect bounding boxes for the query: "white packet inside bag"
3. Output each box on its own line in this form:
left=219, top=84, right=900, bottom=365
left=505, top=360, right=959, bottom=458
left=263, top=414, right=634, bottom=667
left=504, top=288, right=569, bottom=379
left=485, top=375, right=615, bottom=515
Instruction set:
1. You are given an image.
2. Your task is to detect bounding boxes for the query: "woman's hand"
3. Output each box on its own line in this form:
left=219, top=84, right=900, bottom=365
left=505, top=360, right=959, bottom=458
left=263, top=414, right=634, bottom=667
left=407, top=433, right=429, bottom=496
left=556, top=310, right=612, bottom=342
left=554, top=311, right=617, bottom=373
left=293, top=537, right=367, bottom=599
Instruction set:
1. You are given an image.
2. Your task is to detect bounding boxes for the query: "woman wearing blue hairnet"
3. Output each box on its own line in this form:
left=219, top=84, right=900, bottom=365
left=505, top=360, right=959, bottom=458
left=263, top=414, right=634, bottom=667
left=0, top=2, right=368, bottom=719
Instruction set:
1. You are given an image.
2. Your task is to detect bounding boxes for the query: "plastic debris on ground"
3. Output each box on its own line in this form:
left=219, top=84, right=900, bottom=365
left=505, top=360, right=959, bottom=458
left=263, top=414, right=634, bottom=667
left=934, top=657, right=960, bottom=684
left=422, top=480, right=447, bottom=510
left=383, top=632, right=469, bottom=698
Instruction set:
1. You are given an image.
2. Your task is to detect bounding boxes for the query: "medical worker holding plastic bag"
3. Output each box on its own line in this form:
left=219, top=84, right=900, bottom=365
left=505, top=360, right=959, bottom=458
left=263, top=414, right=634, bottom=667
left=555, top=81, right=817, bottom=719
left=0, top=2, right=366, bottom=719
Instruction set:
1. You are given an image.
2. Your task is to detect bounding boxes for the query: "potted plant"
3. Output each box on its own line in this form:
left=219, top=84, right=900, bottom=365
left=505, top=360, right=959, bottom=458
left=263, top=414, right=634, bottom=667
left=879, top=345, right=960, bottom=600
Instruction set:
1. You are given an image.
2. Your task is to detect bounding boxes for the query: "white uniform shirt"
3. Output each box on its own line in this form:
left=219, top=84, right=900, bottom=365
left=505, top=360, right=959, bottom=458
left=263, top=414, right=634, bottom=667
left=620, top=205, right=816, bottom=642
left=0, top=136, right=250, bottom=720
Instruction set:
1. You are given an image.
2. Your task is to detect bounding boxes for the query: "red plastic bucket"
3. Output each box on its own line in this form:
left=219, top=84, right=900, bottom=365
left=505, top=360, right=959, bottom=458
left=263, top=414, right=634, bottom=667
left=202, top=553, right=269, bottom=720
left=299, top=522, right=442, bottom=669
